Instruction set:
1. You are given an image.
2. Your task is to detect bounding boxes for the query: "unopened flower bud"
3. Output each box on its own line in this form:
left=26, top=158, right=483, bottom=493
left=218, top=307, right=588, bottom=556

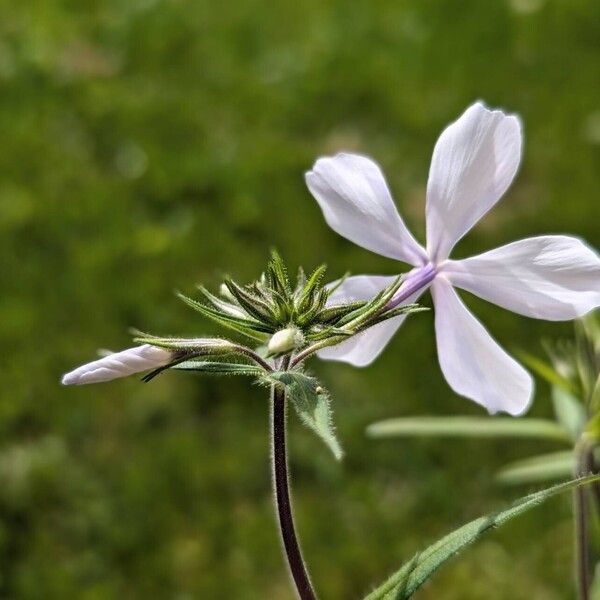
left=267, top=327, right=304, bottom=355
left=62, top=344, right=172, bottom=385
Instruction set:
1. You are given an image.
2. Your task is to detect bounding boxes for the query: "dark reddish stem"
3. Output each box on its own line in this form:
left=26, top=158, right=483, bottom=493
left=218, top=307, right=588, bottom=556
left=271, top=384, right=317, bottom=600
left=574, top=439, right=593, bottom=600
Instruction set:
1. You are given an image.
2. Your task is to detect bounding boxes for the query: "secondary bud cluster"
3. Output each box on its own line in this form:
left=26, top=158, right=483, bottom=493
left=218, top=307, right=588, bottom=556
left=62, top=251, right=425, bottom=385
left=178, top=250, right=423, bottom=358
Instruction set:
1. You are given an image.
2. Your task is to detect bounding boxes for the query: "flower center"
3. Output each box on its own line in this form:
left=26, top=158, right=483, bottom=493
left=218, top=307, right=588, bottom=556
left=387, top=262, right=437, bottom=310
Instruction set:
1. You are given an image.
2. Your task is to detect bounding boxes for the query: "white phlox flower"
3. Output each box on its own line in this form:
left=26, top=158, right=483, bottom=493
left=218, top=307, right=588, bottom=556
left=306, top=101, right=600, bottom=415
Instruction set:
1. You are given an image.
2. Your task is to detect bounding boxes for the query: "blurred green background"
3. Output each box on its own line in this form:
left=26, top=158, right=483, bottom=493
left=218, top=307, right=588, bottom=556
left=1, top=0, right=599, bottom=598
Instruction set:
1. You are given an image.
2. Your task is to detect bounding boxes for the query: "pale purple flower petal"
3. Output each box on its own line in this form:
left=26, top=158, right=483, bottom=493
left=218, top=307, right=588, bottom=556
left=62, top=344, right=172, bottom=385
left=317, top=319, right=405, bottom=366
left=426, top=102, right=522, bottom=262
left=443, top=235, right=600, bottom=320
left=309, top=102, right=599, bottom=415
left=306, top=153, right=427, bottom=266
left=431, top=277, right=533, bottom=415
left=318, top=275, right=425, bottom=366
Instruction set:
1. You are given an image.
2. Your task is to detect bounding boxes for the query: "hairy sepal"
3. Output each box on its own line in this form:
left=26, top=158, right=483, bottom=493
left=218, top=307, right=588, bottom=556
left=267, top=371, right=343, bottom=460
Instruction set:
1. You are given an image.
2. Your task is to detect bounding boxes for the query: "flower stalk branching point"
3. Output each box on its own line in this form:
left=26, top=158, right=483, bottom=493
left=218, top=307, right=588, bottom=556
left=61, top=250, right=425, bottom=600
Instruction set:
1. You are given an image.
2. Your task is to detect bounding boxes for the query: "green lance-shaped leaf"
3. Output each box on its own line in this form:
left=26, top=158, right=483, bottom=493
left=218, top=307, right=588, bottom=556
left=223, top=278, right=275, bottom=322
left=365, top=304, right=429, bottom=328
left=364, top=475, right=600, bottom=600
left=366, top=416, right=572, bottom=444
left=294, top=266, right=307, bottom=297
left=495, top=451, right=575, bottom=486
left=177, top=292, right=271, bottom=341
left=575, top=318, right=598, bottom=401
left=591, top=374, right=600, bottom=414
left=269, top=371, right=343, bottom=460
left=517, top=350, right=576, bottom=394
left=338, top=275, right=404, bottom=329
left=197, top=285, right=246, bottom=318
left=318, top=301, right=367, bottom=324
left=552, top=386, right=586, bottom=442
left=172, top=360, right=264, bottom=377
left=267, top=249, right=293, bottom=296
left=296, top=264, right=327, bottom=312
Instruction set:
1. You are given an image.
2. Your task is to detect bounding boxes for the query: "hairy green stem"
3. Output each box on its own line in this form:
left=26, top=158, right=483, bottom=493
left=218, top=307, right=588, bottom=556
left=271, top=383, right=317, bottom=600
left=230, top=343, right=274, bottom=372
left=574, top=439, right=593, bottom=600
left=587, top=447, right=600, bottom=515
left=290, top=336, right=347, bottom=367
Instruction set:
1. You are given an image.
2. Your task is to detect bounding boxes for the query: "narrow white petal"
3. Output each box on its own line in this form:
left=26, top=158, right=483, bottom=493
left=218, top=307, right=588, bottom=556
left=306, top=153, right=427, bottom=266
left=426, top=102, right=522, bottom=261
left=443, top=236, right=600, bottom=320
left=317, top=275, right=425, bottom=366
left=61, top=344, right=172, bottom=385
left=317, top=318, right=404, bottom=367
left=431, top=278, right=533, bottom=415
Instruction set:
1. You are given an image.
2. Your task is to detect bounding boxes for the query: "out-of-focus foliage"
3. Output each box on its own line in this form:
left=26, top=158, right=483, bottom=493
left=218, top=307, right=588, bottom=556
left=1, top=0, right=599, bottom=598
left=365, top=476, right=600, bottom=600
left=368, top=313, right=600, bottom=488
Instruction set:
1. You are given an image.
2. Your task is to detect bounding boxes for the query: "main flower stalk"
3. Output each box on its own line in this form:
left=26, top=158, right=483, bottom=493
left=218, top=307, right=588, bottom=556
left=271, top=383, right=318, bottom=600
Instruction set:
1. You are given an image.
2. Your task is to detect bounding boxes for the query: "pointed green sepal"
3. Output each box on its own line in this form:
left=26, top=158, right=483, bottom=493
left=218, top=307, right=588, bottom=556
left=268, top=371, right=343, bottom=460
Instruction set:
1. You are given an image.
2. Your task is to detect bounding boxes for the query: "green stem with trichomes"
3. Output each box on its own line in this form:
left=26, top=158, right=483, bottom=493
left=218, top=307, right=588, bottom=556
left=271, top=382, right=318, bottom=600
left=574, top=438, right=593, bottom=600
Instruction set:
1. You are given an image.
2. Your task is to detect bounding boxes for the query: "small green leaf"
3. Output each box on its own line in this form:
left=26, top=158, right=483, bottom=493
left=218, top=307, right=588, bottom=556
left=223, top=278, right=274, bottom=322
left=173, top=361, right=264, bottom=377
left=177, top=292, right=271, bottom=341
left=552, top=387, right=586, bottom=442
left=294, top=266, right=307, bottom=295
left=366, top=304, right=429, bottom=327
left=575, top=319, right=597, bottom=401
left=517, top=350, right=575, bottom=394
left=338, top=275, right=403, bottom=328
left=367, top=417, right=571, bottom=443
left=267, top=249, right=292, bottom=295
left=591, top=374, right=600, bottom=414
left=297, top=264, right=327, bottom=310
left=585, top=411, right=600, bottom=440
left=496, top=451, right=575, bottom=486
left=364, top=475, right=600, bottom=600
left=269, top=371, right=343, bottom=460
left=589, top=563, right=600, bottom=599
left=197, top=285, right=245, bottom=318
left=319, top=301, right=367, bottom=324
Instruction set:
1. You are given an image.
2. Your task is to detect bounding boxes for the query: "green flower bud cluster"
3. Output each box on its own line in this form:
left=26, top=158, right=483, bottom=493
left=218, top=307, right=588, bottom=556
left=177, top=250, right=423, bottom=356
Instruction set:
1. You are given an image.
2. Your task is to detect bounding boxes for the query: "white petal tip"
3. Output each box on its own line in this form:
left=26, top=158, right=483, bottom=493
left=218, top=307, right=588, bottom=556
left=61, top=373, right=76, bottom=386
left=60, top=345, right=172, bottom=387
left=317, top=350, right=376, bottom=368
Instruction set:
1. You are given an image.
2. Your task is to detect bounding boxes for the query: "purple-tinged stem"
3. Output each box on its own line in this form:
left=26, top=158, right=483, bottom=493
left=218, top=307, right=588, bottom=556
left=271, top=383, right=317, bottom=600
left=386, top=263, right=437, bottom=311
